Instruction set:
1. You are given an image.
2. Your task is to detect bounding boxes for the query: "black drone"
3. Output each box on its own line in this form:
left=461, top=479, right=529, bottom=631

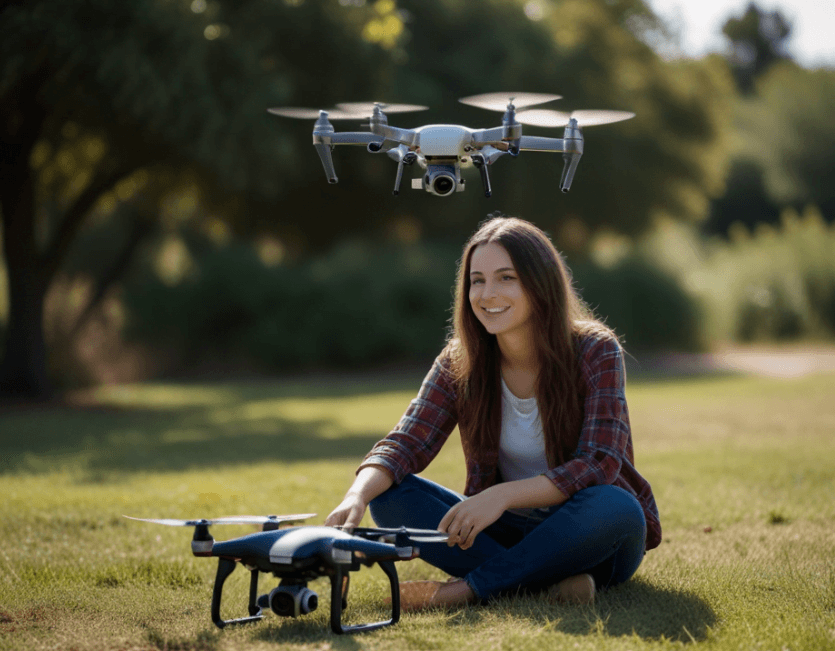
left=268, top=92, right=635, bottom=197
left=125, top=514, right=448, bottom=634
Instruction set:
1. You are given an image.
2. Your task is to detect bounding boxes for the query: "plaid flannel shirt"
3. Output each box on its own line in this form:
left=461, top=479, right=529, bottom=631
left=359, top=333, right=662, bottom=550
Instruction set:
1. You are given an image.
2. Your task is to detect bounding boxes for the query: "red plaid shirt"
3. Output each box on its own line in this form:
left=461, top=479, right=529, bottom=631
left=359, top=333, right=662, bottom=550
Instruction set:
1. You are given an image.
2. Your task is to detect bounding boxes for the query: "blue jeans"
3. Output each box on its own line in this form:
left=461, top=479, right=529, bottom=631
left=369, top=474, right=646, bottom=601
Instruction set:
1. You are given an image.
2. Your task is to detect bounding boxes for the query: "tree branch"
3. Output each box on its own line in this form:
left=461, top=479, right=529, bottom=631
left=41, top=156, right=153, bottom=284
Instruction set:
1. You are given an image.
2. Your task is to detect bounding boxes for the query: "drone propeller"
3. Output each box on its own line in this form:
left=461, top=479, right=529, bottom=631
left=339, top=526, right=449, bottom=544
left=267, top=107, right=366, bottom=120
left=516, top=108, right=636, bottom=128
left=459, top=92, right=562, bottom=112
left=336, top=102, right=429, bottom=115
left=124, top=514, right=317, bottom=527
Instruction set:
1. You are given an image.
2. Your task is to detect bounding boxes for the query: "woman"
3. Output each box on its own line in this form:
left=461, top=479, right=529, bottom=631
left=325, top=215, right=661, bottom=610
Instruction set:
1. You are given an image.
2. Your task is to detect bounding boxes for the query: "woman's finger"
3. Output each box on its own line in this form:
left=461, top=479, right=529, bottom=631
left=438, top=503, right=460, bottom=533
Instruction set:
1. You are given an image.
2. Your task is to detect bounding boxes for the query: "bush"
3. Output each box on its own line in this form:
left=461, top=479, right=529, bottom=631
left=121, top=231, right=706, bottom=375
left=572, top=257, right=704, bottom=352
left=694, top=206, right=835, bottom=343
left=122, top=238, right=460, bottom=372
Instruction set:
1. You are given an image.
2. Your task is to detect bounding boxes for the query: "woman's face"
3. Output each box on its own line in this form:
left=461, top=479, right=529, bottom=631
left=468, top=242, right=533, bottom=338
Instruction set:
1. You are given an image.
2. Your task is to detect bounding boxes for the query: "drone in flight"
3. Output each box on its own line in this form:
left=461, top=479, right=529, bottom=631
left=268, top=92, right=635, bottom=197
left=125, top=514, right=448, bottom=634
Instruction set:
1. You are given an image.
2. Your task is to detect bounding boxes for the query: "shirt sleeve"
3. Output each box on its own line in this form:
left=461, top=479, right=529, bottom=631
left=543, top=335, right=631, bottom=498
left=357, top=354, right=459, bottom=483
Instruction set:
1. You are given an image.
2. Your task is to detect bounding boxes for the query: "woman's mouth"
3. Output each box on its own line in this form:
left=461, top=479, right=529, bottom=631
left=483, top=306, right=509, bottom=314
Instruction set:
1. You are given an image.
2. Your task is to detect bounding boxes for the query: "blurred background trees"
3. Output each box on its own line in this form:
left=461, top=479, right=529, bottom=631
left=1, top=0, right=833, bottom=398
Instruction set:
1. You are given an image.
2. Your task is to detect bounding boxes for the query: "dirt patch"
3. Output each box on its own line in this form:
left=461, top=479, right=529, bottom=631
left=630, top=344, right=835, bottom=379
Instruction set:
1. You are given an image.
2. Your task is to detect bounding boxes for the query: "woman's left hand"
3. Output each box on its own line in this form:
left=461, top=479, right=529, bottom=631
left=438, top=487, right=507, bottom=550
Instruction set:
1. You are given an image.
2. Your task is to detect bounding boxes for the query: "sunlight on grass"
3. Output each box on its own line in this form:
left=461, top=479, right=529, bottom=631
left=1, top=371, right=834, bottom=650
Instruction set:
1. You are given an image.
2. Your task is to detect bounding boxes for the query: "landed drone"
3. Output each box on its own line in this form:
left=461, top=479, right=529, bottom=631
left=124, top=514, right=447, bottom=634
left=268, top=92, right=635, bottom=197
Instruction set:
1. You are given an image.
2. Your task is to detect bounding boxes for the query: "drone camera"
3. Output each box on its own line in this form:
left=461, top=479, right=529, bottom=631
left=421, top=164, right=463, bottom=197
left=268, top=583, right=318, bottom=618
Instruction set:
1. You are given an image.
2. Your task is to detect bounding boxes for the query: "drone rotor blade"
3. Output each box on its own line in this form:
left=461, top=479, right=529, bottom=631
left=267, top=107, right=366, bottom=120
left=567, top=110, right=635, bottom=126
left=336, top=102, right=429, bottom=115
left=459, top=92, right=562, bottom=112
left=344, top=526, right=449, bottom=542
left=515, top=109, right=572, bottom=128
left=405, top=534, right=450, bottom=543
left=517, top=108, right=635, bottom=128
left=208, top=514, right=317, bottom=526
left=123, top=516, right=210, bottom=527
left=124, top=514, right=317, bottom=527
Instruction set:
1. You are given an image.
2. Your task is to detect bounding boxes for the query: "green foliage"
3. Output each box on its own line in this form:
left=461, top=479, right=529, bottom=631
left=118, top=230, right=703, bottom=376
left=573, top=256, right=703, bottom=351
left=714, top=62, right=835, bottom=235
left=694, top=206, right=835, bottom=342
left=721, top=2, right=792, bottom=93
left=122, top=238, right=460, bottom=371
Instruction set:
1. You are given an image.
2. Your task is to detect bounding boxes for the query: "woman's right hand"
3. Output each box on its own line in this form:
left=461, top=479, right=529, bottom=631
left=324, top=492, right=368, bottom=529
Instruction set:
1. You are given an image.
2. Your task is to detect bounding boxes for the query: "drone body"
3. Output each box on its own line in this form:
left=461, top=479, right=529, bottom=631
left=125, top=515, right=446, bottom=634
left=269, top=93, right=635, bottom=197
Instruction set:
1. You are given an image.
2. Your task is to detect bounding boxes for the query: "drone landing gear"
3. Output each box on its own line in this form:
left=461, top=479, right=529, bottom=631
left=211, top=558, right=264, bottom=629
left=329, top=561, right=400, bottom=634
left=472, top=155, right=492, bottom=198
left=392, top=152, right=417, bottom=196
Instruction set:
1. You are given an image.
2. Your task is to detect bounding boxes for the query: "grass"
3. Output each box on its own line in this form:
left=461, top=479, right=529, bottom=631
left=1, top=368, right=834, bottom=651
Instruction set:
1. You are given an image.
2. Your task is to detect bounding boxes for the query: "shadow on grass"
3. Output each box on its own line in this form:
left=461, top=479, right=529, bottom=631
left=0, top=403, right=392, bottom=479
left=451, top=578, right=716, bottom=643
left=0, top=370, right=436, bottom=477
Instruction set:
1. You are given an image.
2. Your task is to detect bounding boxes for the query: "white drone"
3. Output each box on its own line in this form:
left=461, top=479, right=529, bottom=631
left=268, top=92, right=634, bottom=197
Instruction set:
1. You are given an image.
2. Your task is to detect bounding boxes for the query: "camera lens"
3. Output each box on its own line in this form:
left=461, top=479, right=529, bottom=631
left=433, top=176, right=455, bottom=195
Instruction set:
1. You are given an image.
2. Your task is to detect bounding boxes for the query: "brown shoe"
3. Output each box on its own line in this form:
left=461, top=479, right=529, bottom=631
left=397, top=578, right=475, bottom=612
left=548, top=573, right=596, bottom=605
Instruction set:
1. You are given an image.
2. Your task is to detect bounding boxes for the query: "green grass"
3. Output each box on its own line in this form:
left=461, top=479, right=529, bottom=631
left=1, top=369, right=834, bottom=651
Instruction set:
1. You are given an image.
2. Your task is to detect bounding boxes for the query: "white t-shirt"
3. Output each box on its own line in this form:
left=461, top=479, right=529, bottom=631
left=498, top=377, right=550, bottom=518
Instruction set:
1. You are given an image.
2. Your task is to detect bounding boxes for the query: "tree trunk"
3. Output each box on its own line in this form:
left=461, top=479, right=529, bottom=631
left=0, top=163, right=51, bottom=399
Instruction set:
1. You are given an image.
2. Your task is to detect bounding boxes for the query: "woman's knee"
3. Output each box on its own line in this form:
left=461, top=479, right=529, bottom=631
left=572, top=485, right=646, bottom=537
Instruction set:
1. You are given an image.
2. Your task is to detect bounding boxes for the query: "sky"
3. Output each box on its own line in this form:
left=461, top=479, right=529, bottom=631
left=645, top=0, right=835, bottom=68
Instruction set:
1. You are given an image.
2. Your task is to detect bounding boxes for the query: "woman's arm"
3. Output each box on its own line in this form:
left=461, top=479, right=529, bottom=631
left=438, top=475, right=568, bottom=549
left=324, top=465, right=394, bottom=528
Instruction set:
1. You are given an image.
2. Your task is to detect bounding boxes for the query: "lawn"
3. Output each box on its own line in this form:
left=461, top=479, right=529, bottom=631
left=1, top=368, right=833, bottom=651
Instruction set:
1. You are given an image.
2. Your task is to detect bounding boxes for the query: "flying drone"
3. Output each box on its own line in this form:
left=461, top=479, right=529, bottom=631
left=124, top=514, right=448, bottom=634
left=268, top=92, right=635, bottom=197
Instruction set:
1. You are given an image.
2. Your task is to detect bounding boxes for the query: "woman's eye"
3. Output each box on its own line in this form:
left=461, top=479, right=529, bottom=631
left=502, top=275, right=515, bottom=281
left=471, top=278, right=484, bottom=285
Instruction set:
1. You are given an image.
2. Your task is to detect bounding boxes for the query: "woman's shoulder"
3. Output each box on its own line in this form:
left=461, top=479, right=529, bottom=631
left=574, top=322, right=623, bottom=358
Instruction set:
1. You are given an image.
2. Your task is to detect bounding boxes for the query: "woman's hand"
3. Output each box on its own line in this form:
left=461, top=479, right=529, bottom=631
left=324, top=493, right=367, bottom=529
left=438, top=487, right=508, bottom=550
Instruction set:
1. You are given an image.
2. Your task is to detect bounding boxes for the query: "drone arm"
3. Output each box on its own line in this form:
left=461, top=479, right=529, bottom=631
left=315, top=132, right=386, bottom=146
left=370, top=124, right=418, bottom=148
left=470, top=127, right=504, bottom=147
left=332, top=537, right=403, bottom=560
left=211, top=558, right=264, bottom=629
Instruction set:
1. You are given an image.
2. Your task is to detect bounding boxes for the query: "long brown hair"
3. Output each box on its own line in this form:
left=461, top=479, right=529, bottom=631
left=445, top=216, right=614, bottom=467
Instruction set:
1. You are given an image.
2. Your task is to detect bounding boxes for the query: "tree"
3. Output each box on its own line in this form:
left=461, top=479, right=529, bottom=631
left=1, top=0, right=736, bottom=397
left=722, top=2, right=792, bottom=93
left=0, top=0, right=397, bottom=397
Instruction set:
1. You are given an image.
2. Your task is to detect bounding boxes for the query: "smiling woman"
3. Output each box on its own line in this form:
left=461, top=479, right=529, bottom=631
left=325, top=214, right=661, bottom=611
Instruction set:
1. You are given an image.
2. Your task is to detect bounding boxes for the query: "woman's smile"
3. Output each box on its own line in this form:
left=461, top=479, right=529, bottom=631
left=469, top=242, right=532, bottom=336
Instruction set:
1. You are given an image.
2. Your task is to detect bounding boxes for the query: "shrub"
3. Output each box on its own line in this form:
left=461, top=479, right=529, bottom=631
left=694, top=206, right=835, bottom=343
